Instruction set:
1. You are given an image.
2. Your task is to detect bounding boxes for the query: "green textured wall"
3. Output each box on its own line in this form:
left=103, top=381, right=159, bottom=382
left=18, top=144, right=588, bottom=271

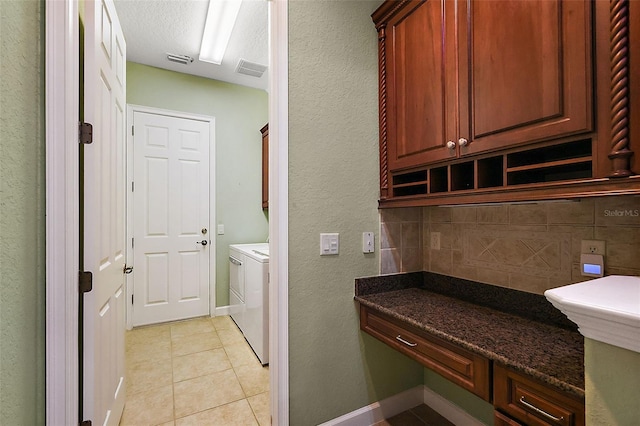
left=0, top=1, right=46, bottom=424
left=585, top=338, right=640, bottom=425
left=288, top=1, right=423, bottom=424
left=126, top=62, right=268, bottom=307
left=424, top=370, right=493, bottom=424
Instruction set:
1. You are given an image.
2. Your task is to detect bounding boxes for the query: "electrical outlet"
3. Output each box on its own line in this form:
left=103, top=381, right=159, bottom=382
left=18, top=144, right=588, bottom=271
left=430, top=232, right=441, bottom=250
left=581, top=240, right=605, bottom=255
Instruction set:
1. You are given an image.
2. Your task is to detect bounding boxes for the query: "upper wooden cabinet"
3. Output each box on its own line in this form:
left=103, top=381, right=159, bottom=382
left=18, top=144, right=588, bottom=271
left=373, top=0, right=640, bottom=206
left=382, top=0, right=592, bottom=169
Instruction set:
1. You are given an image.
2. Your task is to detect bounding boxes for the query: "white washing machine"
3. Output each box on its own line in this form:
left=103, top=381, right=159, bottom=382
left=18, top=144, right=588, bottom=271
left=228, top=243, right=269, bottom=365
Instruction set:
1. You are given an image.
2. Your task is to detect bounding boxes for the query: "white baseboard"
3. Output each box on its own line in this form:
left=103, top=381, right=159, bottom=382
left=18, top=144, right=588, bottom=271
left=422, top=386, right=485, bottom=426
left=214, top=306, right=231, bottom=316
left=320, top=385, right=484, bottom=426
left=319, top=386, right=423, bottom=426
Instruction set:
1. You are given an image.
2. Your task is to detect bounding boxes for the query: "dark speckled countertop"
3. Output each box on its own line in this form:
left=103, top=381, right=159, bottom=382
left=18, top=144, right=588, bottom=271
left=355, top=272, right=584, bottom=399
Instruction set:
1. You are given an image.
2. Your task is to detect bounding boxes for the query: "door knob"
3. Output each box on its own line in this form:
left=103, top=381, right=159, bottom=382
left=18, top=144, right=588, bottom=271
left=197, top=240, right=208, bottom=246
left=123, top=264, right=133, bottom=274
left=458, top=137, right=469, bottom=147
left=446, top=140, right=456, bottom=149
left=201, top=228, right=208, bottom=235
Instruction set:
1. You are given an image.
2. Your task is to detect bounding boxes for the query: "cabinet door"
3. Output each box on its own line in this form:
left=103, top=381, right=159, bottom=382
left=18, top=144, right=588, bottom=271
left=459, top=0, right=593, bottom=156
left=386, top=0, right=458, bottom=170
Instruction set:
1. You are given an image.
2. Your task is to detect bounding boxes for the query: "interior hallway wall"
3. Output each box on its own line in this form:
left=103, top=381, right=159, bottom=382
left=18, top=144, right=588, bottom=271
left=0, top=1, right=46, bottom=423
left=287, top=1, right=423, bottom=424
left=126, top=62, right=268, bottom=307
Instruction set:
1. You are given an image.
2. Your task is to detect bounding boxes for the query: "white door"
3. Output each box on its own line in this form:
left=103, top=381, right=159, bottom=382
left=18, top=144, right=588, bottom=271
left=82, top=0, right=126, bottom=425
left=131, top=110, right=211, bottom=326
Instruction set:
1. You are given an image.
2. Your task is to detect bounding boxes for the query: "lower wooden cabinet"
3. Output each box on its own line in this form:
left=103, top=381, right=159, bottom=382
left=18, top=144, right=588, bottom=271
left=358, top=305, right=585, bottom=426
left=494, top=364, right=585, bottom=426
left=360, top=305, right=491, bottom=401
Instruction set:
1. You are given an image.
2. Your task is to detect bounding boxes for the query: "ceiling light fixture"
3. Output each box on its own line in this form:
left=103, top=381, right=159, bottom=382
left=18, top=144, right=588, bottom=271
left=199, top=0, right=243, bottom=65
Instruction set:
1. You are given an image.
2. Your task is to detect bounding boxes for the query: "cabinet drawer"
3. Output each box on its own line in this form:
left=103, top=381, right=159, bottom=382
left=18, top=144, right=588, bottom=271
left=494, top=364, right=584, bottom=426
left=495, top=410, right=524, bottom=426
left=360, top=305, right=490, bottom=401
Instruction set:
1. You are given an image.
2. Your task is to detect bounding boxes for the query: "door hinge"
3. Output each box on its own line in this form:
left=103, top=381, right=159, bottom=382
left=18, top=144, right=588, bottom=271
left=131, top=125, right=134, bottom=136
left=79, top=271, right=93, bottom=293
left=80, top=421, right=92, bottom=426
left=131, top=294, right=134, bottom=305
left=131, top=181, right=134, bottom=192
left=131, top=238, right=134, bottom=249
left=79, top=122, right=93, bottom=144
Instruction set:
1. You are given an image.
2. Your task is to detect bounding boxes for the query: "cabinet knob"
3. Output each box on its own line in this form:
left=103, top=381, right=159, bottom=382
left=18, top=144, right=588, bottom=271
left=446, top=140, right=456, bottom=149
left=458, top=138, right=468, bottom=147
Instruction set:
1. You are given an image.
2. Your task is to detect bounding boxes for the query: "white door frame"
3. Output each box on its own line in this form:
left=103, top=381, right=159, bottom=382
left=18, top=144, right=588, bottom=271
left=45, top=0, right=290, bottom=424
left=125, top=104, right=217, bottom=329
left=45, top=1, right=79, bottom=424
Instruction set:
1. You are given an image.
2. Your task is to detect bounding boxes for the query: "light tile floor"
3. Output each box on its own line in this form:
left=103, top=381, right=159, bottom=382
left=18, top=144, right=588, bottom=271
left=120, top=316, right=270, bottom=426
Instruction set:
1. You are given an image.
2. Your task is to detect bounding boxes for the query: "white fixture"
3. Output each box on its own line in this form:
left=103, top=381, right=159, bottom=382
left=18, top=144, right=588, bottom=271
left=166, top=53, right=194, bottom=65
left=217, top=224, right=225, bottom=235
left=199, top=0, right=243, bottom=65
left=580, top=239, right=605, bottom=255
left=320, top=233, right=339, bottom=255
left=362, top=232, right=374, bottom=253
left=580, top=253, right=604, bottom=277
left=229, top=243, right=269, bottom=364
left=544, top=275, right=640, bottom=353
left=236, top=58, right=268, bottom=78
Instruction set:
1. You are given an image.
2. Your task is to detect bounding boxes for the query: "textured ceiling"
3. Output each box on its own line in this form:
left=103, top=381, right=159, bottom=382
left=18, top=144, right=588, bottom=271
left=113, top=0, right=269, bottom=91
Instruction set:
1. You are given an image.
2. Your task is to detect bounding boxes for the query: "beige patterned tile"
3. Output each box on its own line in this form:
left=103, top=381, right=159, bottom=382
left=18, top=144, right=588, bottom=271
left=120, top=384, right=174, bottom=426
left=595, top=226, right=640, bottom=269
left=548, top=225, right=594, bottom=263
left=401, top=222, right=420, bottom=249
left=380, top=222, right=401, bottom=249
left=224, top=341, right=261, bottom=369
left=430, top=223, right=453, bottom=249
left=170, top=317, right=215, bottom=339
left=451, top=206, right=477, bottom=223
left=429, top=206, right=451, bottom=223
left=429, top=249, right=452, bottom=274
left=604, top=266, right=640, bottom=277
left=247, top=392, right=270, bottom=426
left=595, top=195, right=640, bottom=226
left=548, top=199, right=594, bottom=224
left=175, top=399, right=258, bottom=426
left=173, top=369, right=245, bottom=418
left=476, top=267, right=510, bottom=288
left=172, top=331, right=222, bottom=357
left=126, top=338, right=172, bottom=366
left=173, top=348, right=232, bottom=382
left=451, top=250, right=477, bottom=281
left=211, top=315, right=235, bottom=331
left=381, top=248, right=401, bottom=274
left=401, top=247, right=422, bottom=272
left=379, top=207, right=422, bottom=223
left=477, top=205, right=508, bottom=224
left=463, top=229, right=571, bottom=280
left=509, top=273, right=551, bottom=295
left=422, top=207, right=430, bottom=224
left=126, top=358, right=173, bottom=395
left=235, top=363, right=270, bottom=397
left=157, top=422, right=175, bottom=426
left=509, top=203, right=548, bottom=225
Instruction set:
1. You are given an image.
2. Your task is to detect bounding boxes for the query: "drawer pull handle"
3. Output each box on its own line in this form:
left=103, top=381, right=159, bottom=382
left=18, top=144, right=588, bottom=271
left=519, top=396, right=564, bottom=422
left=395, top=335, right=417, bottom=347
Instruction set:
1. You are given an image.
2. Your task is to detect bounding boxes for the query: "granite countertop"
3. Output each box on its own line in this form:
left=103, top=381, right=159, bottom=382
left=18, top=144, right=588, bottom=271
left=355, top=272, right=584, bottom=399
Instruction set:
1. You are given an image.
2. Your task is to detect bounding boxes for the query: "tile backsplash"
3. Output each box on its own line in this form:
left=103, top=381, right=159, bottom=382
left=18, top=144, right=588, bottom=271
left=379, top=195, right=640, bottom=295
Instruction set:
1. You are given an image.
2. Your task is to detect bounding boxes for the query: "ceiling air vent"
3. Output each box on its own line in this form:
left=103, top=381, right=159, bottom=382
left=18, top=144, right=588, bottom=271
left=166, top=53, right=194, bottom=65
left=236, top=59, right=267, bottom=78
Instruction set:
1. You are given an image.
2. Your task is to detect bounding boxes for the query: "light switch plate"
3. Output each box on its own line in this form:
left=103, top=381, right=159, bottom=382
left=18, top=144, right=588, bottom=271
left=217, top=224, right=225, bottom=235
left=362, top=232, right=374, bottom=253
left=320, top=233, right=339, bottom=255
